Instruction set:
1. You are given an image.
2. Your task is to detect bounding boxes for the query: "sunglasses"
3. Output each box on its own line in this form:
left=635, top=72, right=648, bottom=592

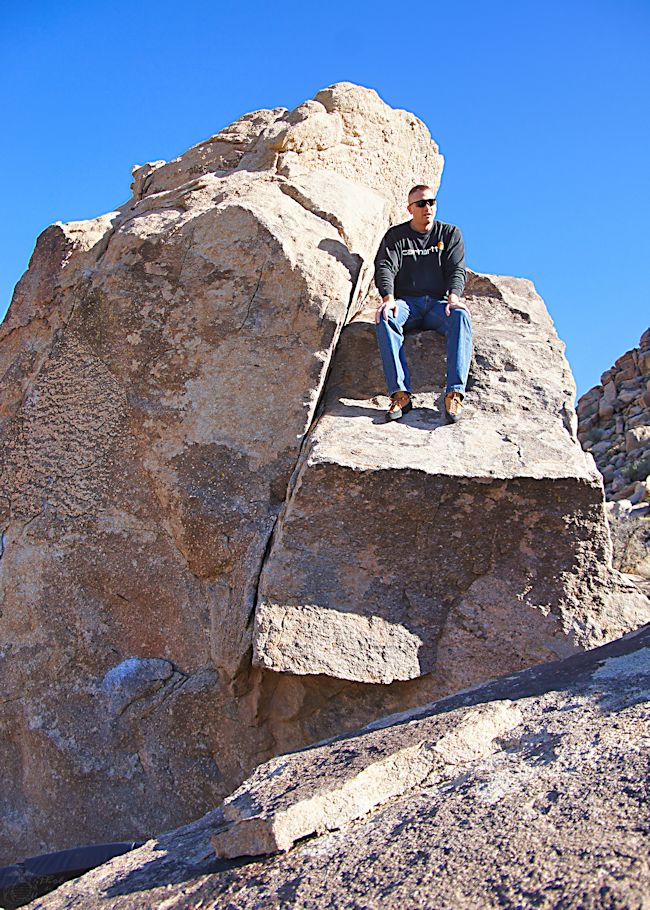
left=411, top=198, right=437, bottom=209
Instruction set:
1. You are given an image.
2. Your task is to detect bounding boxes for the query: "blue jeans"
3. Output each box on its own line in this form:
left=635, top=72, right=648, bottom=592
left=375, top=296, right=473, bottom=396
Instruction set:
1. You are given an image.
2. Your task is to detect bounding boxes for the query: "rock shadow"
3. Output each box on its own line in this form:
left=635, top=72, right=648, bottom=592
left=329, top=395, right=450, bottom=429
left=317, top=239, right=363, bottom=283
left=104, top=838, right=267, bottom=898
left=323, top=624, right=650, bottom=746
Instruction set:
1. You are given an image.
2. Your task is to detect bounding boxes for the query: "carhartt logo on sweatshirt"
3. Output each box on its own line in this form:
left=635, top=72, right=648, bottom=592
left=403, top=248, right=436, bottom=257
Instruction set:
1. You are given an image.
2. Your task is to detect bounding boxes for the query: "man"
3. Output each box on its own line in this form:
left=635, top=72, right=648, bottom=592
left=374, top=184, right=472, bottom=422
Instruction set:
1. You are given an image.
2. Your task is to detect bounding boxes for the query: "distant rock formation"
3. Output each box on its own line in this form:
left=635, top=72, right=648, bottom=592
left=577, top=328, right=650, bottom=586
left=30, top=625, right=650, bottom=909
left=578, top=327, right=650, bottom=502
left=0, top=83, right=647, bottom=864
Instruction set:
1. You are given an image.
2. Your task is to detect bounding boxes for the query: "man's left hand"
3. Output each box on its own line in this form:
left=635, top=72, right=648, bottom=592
left=445, top=293, right=469, bottom=317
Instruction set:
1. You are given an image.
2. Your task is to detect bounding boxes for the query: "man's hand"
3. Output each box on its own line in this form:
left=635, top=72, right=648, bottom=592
left=445, top=292, right=469, bottom=317
left=375, top=295, right=397, bottom=324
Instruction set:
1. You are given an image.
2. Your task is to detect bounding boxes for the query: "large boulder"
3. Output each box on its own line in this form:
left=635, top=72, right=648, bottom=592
left=0, top=81, right=646, bottom=866
left=253, top=274, right=649, bottom=689
left=28, top=624, right=650, bottom=909
left=0, top=83, right=442, bottom=862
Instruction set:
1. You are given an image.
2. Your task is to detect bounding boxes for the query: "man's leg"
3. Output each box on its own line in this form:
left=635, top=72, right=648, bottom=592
left=375, top=298, right=419, bottom=396
left=423, top=301, right=473, bottom=394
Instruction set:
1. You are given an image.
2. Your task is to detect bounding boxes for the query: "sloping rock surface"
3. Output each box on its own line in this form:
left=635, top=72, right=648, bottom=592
left=0, top=83, right=442, bottom=862
left=254, top=275, right=649, bottom=685
left=28, top=625, right=650, bottom=910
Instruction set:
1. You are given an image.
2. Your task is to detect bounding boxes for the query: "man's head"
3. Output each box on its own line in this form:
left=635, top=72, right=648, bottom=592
left=407, top=184, right=437, bottom=232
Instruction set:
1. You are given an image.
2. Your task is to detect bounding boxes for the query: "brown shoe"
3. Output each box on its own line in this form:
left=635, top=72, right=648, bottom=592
left=385, top=391, right=412, bottom=422
left=444, top=391, right=464, bottom=423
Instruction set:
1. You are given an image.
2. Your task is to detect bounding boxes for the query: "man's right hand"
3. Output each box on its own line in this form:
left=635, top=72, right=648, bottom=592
left=375, top=296, right=397, bottom=324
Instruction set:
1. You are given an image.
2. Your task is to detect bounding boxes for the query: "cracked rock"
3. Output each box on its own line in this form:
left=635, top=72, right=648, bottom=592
left=212, top=700, right=522, bottom=858
left=29, top=625, right=650, bottom=910
left=0, top=82, right=442, bottom=862
left=254, top=275, right=650, bottom=686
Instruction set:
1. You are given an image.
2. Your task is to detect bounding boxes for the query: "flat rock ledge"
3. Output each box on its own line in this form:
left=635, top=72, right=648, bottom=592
left=29, top=624, right=650, bottom=910
left=253, top=273, right=650, bottom=687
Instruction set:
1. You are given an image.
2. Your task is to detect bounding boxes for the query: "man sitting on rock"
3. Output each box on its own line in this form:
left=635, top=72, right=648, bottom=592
left=374, top=184, right=472, bottom=422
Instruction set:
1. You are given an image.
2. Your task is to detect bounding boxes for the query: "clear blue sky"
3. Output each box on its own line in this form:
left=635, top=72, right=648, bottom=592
left=1, top=0, right=648, bottom=397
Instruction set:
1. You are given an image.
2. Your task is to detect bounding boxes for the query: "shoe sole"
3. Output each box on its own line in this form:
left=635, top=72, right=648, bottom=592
left=385, top=400, right=413, bottom=422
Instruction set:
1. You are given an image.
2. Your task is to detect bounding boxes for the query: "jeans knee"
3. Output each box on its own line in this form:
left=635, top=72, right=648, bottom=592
left=451, top=307, right=471, bottom=325
left=451, top=310, right=472, bottom=341
left=376, top=318, right=401, bottom=338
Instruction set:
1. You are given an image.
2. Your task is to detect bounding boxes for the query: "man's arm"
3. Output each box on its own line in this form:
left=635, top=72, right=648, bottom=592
left=442, top=226, right=468, bottom=316
left=374, top=230, right=401, bottom=323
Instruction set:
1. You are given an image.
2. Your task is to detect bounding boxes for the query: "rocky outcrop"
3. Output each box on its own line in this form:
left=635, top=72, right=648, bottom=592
left=28, top=624, right=650, bottom=910
left=0, top=82, right=647, bottom=866
left=0, top=83, right=443, bottom=863
left=577, top=328, right=650, bottom=587
left=607, top=499, right=650, bottom=582
left=253, top=275, right=648, bottom=688
left=578, top=327, right=650, bottom=503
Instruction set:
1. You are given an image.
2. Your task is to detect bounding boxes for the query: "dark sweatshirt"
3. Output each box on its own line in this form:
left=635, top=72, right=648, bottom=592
left=374, top=219, right=466, bottom=300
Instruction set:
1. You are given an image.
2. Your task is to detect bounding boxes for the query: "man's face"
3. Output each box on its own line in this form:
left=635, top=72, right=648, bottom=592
left=407, top=187, right=437, bottom=231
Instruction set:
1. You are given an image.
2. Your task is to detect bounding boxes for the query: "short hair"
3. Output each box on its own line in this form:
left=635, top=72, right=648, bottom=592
left=408, top=184, right=435, bottom=198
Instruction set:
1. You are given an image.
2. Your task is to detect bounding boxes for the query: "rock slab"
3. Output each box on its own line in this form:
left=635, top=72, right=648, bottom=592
left=254, top=274, right=649, bottom=687
left=28, top=624, right=650, bottom=910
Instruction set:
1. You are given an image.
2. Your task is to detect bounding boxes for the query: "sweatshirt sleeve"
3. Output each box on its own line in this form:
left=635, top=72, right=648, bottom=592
left=374, top=230, right=401, bottom=298
left=443, top=226, right=466, bottom=296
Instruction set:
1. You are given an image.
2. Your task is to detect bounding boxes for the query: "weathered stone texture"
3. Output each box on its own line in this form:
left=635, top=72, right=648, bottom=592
left=0, top=83, right=442, bottom=863
left=577, top=327, right=650, bottom=586
left=577, top=326, right=650, bottom=505
left=254, top=274, right=649, bottom=686
left=0, top=82, right=647, bottom=869
left=606, top=500, right=650, bottom=597
left=29, top=625, right=650, bottom=910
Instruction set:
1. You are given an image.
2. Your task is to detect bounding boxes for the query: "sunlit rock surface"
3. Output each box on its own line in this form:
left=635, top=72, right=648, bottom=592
left=254, top=274, right=649, bottom=685
left=0, top=83, right=442, bottom=862
left=31, top=625, right=650, bottom=910
left=0, top=82, right=646, bottom=866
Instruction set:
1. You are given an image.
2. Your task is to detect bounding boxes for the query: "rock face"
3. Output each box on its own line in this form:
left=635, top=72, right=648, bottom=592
left=578, top=327, right=650, bottom=504
left=0, top=82, right=647, bottom=865
left=253, top=275, right=648, bottom=688
left=606, top=500, right=650, bottom=584
left=577, top=328, right=650, bottom=587
left=28, top=625, right=650, bottom=910
left=0, top=83, right=443, bottom=863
